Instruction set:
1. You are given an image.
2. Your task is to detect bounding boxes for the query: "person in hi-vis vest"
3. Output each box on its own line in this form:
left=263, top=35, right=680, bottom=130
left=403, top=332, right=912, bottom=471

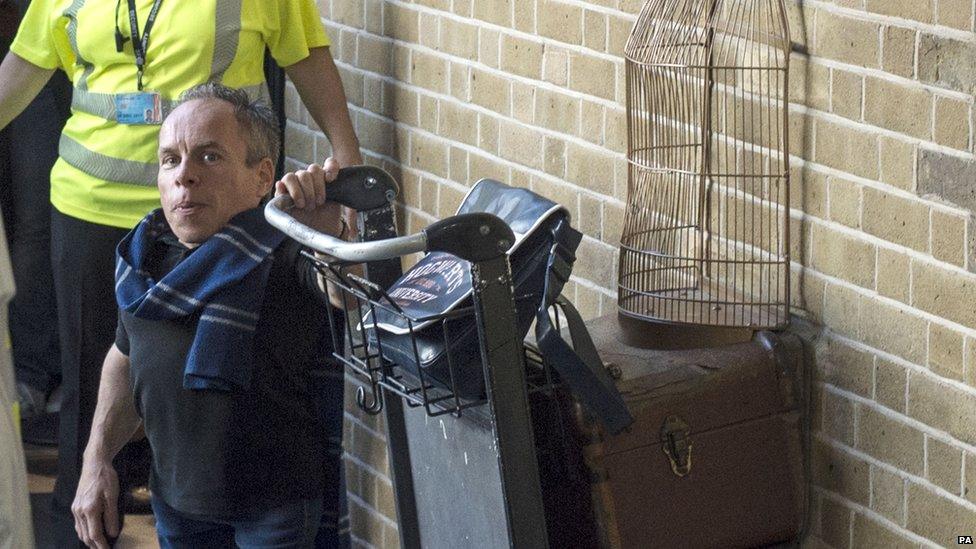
left=0, top=1, right=361, bottom=546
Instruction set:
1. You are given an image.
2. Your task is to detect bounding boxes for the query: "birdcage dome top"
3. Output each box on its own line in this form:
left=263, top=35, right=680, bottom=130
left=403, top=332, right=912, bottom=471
left=624, top=0, right=791, bottom=68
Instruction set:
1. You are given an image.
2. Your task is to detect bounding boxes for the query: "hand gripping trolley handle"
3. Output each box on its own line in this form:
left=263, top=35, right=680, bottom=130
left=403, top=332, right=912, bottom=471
left=265, top=166, right=552, bottom=548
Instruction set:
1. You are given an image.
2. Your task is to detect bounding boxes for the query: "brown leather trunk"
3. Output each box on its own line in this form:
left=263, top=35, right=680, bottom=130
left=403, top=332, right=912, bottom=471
left=534, top=313, right=806, bottom=549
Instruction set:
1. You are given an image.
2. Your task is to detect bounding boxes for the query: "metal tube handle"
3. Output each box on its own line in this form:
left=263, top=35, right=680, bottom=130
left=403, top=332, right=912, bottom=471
left=264, top=167, right=516, bottom=263
left=265, top=194, right=428, bottom=262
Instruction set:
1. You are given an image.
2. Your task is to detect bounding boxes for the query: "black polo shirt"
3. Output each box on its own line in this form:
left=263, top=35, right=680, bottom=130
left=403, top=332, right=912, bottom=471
left=116, top=233, right=343, bottom=518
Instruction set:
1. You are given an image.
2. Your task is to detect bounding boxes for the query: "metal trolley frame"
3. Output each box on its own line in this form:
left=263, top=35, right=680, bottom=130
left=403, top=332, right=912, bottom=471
left=266, top=167, right=551, bottom=548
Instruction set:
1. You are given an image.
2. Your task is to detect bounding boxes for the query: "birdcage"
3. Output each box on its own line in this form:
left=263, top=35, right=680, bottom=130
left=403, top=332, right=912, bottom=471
left=618, top=0, right=792, bottom=347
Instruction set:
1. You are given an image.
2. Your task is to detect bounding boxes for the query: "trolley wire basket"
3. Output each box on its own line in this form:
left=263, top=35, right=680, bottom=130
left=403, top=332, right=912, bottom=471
left=307, top=252, right=561, bottom=418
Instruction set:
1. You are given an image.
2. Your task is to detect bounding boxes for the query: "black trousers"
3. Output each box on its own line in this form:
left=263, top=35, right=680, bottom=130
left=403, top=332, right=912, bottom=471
left=49, top=210, right=148, bottom=548
left=0, top=75, right=70, bottom=393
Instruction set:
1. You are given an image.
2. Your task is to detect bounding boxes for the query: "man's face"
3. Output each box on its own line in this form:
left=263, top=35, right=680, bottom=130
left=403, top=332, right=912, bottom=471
left=157, top=99, right=273, bottom=248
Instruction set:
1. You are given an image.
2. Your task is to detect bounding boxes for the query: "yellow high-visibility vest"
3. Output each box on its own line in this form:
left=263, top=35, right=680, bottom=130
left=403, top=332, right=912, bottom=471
left=11, top=0, right=330, bottom=228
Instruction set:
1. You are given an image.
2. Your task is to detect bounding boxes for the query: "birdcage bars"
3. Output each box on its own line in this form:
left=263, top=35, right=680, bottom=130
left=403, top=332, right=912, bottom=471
left=618, top=0, right=791, bottom=336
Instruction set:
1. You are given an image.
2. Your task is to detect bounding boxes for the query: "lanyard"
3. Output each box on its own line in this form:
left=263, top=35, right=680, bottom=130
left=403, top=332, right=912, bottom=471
left=125, top=0, right=164, bottom=91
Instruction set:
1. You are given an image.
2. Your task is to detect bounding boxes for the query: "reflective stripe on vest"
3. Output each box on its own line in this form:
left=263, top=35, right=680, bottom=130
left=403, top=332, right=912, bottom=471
left=59, top=134, right=159, bottom=186
left=63, top=0, right=93, bottom=90
left=70, top=83, right=269, bottom=122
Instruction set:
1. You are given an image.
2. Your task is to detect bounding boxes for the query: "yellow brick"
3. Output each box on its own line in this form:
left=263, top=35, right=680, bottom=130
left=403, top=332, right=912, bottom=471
left=823, top=391, right=856, bottom=446
left=819, top=336, right=874, bottom=397
left=862, top=188, right=929, bottom=251
left=867, top=0, right=933, bottom=23
left=879, top=137, right=915, bottom=192
left=543, top=136, right=566, bottom=178
left=870, top=465, right=906, bottom=524
left=831, top=69, right=863, bottom=120
left=938, top=0, right=975, bottom=31
left=357, top=34, right=393, bottom=75
left=875, top=358, right=907, bottom=413
left=828, top=177, right=862, bottom=228
left=479, top=28, right=500, bottom=68
left=498, top=120, right=545, bottom=170
left=605, top=107, right=626, bottom=153
left=411, top=51, right=448, bottom=94
left=391, top=86, right=419, bottom=127
left=569, top=54, right=616, bottom=100
left=813, top=439, right=870, bottom=506
left=584, top=10, right=607, bottom=51
left=473, top=0, right=512, bottom=27
left=501, top=34, right=544, bottom=79
left=933, top=96, right=971, bottom=151
left=860, top=296, right=928, bottom=364
left=929, top=322, right=965, bottom=380
left=384, top=4, right=418, bottom=43
left=419, top=95, right=438, bottom=133
left=818, top=496, right=853, bottom=548
left=815, top=120, right=879, bottom=180
left=864, top=78, right=933, bottom=139
left=876, top=247, right=911, bottom=303
left=927, top=437, right=963, bottom=495
left=823, top=282, right=861, bottom=338
left=440, top=18, right=479, bottom=60
left=579, top=194, right=603, bottom=239
left=908, top=372, right=976, bottom=446
left=811, top=223, right=876, bottom=288
left=966, top=453, right=976, bottom=507
left=448, top=146, right=467, bottom=183
left=511, top=4, right=534, bottom=33
left=450, top=62, right=470, bottom=101
left=579, top=101, right=603, bottom=145
left=511, top=81, right=535, bottom=124
left=912, top=261, right=976, bottom=329
left=538, top=1, right=583, bottom=45
left=478, top=113, right=499, bottom=154
left=565, top=142, right=615, bottom=196
left=543, top=48, right=569, bottom=86
left=419, top=12, right=440, bottom=49
left=906, top=483, right=976, bottom=545
left=535, top=88, right=580, bottom=135
left=857, top=405, right=925, bottom=475
left=410, top=133, right=449, bottom=178
left=814, top=11, right=881, bottom=68
left=931, top=210, right=967, bottom=267
left=438, top=184, right=466, bottom=218
left=363, top=0, right=383, bottom=35
left=332, top=0, right=364, bottom=27
left=882, top=26, right=916, bottom=79
left=791, top=166, right=827, bottom=219
left=607, top=14, right=632, bottom=55
left=468, top=151, right=504, bottom=183
left=470, top=69, right=511, bottom=115
left=437, top=100, right=478, bottom=147
left=852, top=512, right=916, bottom=549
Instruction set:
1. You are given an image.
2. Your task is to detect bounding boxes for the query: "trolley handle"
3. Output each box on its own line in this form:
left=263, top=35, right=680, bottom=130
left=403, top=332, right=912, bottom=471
left=265, top=168, right=515, bottom=263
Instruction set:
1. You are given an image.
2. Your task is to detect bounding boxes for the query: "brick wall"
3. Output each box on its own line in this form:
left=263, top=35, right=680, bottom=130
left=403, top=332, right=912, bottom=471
left=284, top=1, right=976, bottom=547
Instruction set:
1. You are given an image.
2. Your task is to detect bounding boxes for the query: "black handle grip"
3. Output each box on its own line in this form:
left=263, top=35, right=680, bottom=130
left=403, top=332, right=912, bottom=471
left=424, top=212, right=516, bottom=262
left=325, top=166, right=399, bottom=211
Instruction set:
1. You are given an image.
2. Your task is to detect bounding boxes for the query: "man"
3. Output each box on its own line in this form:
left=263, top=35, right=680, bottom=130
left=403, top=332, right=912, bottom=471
left=71, top=83, right=352, bottom=549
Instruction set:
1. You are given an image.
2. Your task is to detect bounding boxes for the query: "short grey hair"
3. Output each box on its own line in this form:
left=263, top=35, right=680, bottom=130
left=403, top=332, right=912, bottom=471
left=178, top=83, right=280, bottom=167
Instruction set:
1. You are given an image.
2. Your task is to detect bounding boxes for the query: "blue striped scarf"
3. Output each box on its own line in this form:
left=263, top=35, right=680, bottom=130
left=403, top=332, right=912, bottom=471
left=115, top=207, right=285, bottom=391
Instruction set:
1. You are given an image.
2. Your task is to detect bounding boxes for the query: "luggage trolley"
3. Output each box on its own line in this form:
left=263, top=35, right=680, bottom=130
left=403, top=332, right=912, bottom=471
left=265, top=167, right=554, bottom=548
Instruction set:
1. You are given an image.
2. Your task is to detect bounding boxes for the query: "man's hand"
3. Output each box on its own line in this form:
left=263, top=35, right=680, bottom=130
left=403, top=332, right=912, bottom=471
left=274, top=157, right=348, bottom=239
left=72, top=459, right=121, bottom=549
left=275, top=157, right=340, bottom=210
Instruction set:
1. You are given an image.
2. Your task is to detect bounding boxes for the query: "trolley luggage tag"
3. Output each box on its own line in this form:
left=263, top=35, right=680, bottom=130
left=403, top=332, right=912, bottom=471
left=115, top=91, right=163, bottom=125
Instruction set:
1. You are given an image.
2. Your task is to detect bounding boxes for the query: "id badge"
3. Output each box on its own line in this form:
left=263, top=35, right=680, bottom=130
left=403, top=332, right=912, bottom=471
left=114, top=91, right=163, bottom=125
